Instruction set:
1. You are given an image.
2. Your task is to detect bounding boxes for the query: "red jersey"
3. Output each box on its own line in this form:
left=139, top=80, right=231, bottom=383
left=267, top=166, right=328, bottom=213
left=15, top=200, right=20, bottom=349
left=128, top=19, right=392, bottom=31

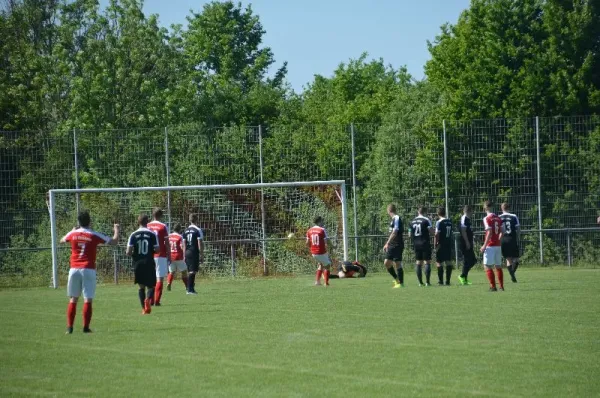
left=168, top=233, right=184, bottom=261
left=306, top=225, right=328, bottom=255
left=63, top=228, right=110, bottom=270
left=147, top=221, right=169, bottom=258
left=483, top=213, right=502, bottom=247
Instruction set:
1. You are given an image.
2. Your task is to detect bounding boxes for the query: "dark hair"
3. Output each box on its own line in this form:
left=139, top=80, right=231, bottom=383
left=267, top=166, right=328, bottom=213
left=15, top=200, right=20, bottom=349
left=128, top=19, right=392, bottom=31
left=463, top=204, right=472, bottom=212
left=387, top=204, right=396, bottom=213
left=417, top=205, right=427, bottom=214
left=437, top=206, right=446, bottom=217
left=189, top=214, right=198, bottom=224
left=173, top=223, right=183, bottom=233
left=138, top=213, right=149, bottom=227
left=501, top=202, right=510, bottom=211
left=313, top=216, right=323, bottom=225
left=153, top=207, right=163, bottom=219
left=483, top=200, right=493, bottom=209
left=78, top=210, right=91, bottom=228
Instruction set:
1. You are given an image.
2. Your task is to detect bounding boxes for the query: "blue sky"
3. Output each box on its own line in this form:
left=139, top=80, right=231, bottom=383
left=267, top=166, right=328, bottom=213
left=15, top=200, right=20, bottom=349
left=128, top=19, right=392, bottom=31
left=105, top=0, right=471, bottom=91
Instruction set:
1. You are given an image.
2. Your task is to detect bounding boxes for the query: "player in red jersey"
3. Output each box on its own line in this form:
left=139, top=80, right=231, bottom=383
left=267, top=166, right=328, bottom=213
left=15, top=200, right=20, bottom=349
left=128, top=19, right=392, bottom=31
left=480, top=201, right=504, bottom=291
left=147, top=208, right=170, bottom=305
left=306, top=216, right=331, bottom=286
left=60, top=211, right=119, bottom=334
left=167, top=223, right=188, bottom=291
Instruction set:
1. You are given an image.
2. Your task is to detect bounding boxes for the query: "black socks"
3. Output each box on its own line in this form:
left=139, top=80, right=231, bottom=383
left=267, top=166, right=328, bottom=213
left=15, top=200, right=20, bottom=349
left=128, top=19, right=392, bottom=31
left=416, top=264, right=423, bottom=284
left=424, top=263, right=431, bottom=284
left=396, top=267, right=404, bottom=284
left=138, top=288, right=145, bottom=308
left=387, top=266, right=398, bottom=280
left=437, top=267, right=444, bottom=284
left=445, top=265, right=453, bottom=284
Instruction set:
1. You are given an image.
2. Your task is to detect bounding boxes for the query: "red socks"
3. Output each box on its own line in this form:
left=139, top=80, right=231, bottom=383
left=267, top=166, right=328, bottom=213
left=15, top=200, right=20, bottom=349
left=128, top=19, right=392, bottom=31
left=167, top=273, right=174, bottom=285
left=154, top=281, right=163, bottom=304
left=67, top=302, right=77, bottom=328
left=83, top=302, right=92, bottom=328
left=485, top=269, right=496, bottom=288
left=316, top=269, right=323, bottom=283
left=182, top=275, right=189, bottom=287
left=323, top=270, right=330, bottom=285
left=496, top=268, right=504, bottom=289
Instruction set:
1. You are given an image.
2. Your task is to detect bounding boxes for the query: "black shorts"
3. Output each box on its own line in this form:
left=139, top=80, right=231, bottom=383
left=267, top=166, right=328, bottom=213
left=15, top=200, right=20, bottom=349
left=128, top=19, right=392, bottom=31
left=185, top=252, right=200, bottom=273
left=134, top=259, right=156, bottom=287
left=460, top=245, right=477, bottom=267
left=414, top=244, right=432, bottom=261
left=436, top=245, right=452, bottom=263
left=501, top=238, right=520, bottom=258
left=385, top=245, right=404, bottom=262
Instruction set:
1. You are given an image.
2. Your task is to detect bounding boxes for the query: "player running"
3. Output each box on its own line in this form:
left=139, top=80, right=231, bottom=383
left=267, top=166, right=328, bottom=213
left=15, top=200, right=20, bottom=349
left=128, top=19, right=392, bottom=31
left=183, top=214, right=204, bottom=295
left=458, top=205, right=476, bottom=285
left=434, top=207, right=454, bottom=286
left=329, top=260, right=368, bottom=279
left=126, top=214, right=160, bottom=315
left=167, top=224, right=188, bottom=291
left=480, top=201, right=504, bottom=291
left=60, top=210, right=119, bottom=334
left=383, top=204, right=404, bottom=288
left=147, top=208, right=170, bottom=306
left=500, top=203, right=520, bottom=283
left=306, top=216, right=332, bottom=286
left=409, top=206, right=434, bottom=286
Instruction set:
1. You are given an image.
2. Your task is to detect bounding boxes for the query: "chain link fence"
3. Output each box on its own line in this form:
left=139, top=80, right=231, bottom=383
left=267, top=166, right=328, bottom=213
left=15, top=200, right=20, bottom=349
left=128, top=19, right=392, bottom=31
left=1, top=116, right=599, bottom=286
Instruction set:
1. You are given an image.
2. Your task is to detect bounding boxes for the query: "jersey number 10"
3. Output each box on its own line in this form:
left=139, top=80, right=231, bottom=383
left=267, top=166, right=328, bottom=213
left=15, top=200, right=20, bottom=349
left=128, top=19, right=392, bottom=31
left=311, top=234, right=319, bottom=246
left=137, top=239, right=149, bottom=255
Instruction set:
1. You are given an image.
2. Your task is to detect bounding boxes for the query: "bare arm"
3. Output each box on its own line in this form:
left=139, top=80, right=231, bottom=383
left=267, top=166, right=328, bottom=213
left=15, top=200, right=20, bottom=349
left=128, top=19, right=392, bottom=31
left=480, top=231, right=491, bottom=252
left=198, top=239, right=204, bottom=262
left=434, top=230, right=439, bottom=247
left=126, top=246, right=133, bottom=256
left=106, top=224, right=120, bottom=246
left=164, top=235, right=170, bottom=261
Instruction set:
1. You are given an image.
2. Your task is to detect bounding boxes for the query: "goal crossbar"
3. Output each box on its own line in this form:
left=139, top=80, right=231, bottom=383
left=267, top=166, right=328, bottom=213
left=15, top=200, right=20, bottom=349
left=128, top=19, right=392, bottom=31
left=49, top=180, right=348, bottom=288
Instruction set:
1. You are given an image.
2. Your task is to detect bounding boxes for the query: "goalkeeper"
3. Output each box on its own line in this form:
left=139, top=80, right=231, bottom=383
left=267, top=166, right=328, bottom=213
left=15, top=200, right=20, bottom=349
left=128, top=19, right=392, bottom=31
left=329, top=261, right=367, bottom=279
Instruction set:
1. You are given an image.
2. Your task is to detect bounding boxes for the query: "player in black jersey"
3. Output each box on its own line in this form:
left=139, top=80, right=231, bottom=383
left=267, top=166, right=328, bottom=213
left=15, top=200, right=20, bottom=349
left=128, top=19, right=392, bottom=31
left=500, top=203, right=520, bottom=283
left=409, top=206, right=434, bottom=286
left=458, top=205, right=476, bottom=285
left=183, top=214, right=204, bottom=295
left=329, top=260, right=368, bottom=279
left=383, top=204, right=404, bottom=288
left=434, top=207, right=454, bottom=286
left=126, top=213, right=160, bottom=314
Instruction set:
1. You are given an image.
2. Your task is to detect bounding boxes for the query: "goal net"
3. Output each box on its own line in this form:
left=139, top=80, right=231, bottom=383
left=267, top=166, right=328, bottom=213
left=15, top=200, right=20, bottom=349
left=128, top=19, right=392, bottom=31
left=48, top=181, right=348, bottom=288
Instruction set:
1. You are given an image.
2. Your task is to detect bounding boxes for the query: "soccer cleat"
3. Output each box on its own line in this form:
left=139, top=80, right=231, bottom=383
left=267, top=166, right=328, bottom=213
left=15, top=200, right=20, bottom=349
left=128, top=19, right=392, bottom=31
left=154, top=302, right=161, bottom=307
left=465, top=279, right=473, bottom=285
left=457, top=275, right=467, bottom=285
left=83, top=327, right=93, bottom=333
left=167, top=283, right=172, bottom=291
left=489, top=287, right=498, bottom=292
left=314, top=281, right=322, bottom=286
left=393, top=281, right=402, bottom=288
left=438, top=281, right=444, bottom=286
left=499, top=287, right=505, bottom=291
left=425, top=282, right=431, bottom=287
left=418, top=283, right=425, bottom=287
left=511, top=276, right=517, bottom=283
left=65, top=327, right=73, bottom=335
left=186, top=290, right=198, bottom=295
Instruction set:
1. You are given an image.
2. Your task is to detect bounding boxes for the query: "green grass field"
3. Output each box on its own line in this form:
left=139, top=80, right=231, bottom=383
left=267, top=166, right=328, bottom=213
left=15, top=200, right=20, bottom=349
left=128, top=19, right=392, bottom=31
left=1, top=269, right=599, bottom=397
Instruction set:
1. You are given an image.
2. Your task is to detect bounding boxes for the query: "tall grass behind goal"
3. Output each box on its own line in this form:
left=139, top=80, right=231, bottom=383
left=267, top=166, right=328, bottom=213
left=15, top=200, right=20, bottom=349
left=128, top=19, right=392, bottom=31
left=48, top=181, right=348, bottom=288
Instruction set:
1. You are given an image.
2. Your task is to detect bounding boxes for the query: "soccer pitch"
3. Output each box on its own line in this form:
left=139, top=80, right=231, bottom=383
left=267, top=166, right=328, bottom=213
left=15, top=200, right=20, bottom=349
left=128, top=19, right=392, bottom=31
left=1, top=269, right=599, bottom=397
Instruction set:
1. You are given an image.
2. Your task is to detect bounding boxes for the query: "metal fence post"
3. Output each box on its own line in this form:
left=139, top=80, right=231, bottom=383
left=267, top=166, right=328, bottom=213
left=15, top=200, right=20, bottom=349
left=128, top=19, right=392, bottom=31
left=350, top=123, right=359, bottom=261
left=535, top=117, right=544, bottom=264
left=113, top=249, right=118, bottom=284
left=164, top=127, right=172, bottom=229
left=258, top=125, right=268, bottom=275
left=566, top=229, right=572, bottom=267
left=231, top=244, right=236, bottom=277
left=73, top=129, right=80, bottom=215
left=442, top=120, right=450, bottom=217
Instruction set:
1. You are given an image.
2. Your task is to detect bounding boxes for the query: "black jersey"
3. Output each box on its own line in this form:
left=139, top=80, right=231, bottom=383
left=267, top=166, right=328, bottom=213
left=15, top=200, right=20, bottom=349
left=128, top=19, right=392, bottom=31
left=460, top=214, right=474, bottom=245
left=500, top=212, right=520, bottom=239
left=127, top=227, right=159, bottom=262
left=410, top=216, right=432, bottom=247
left=183, top=225, right=204, bottom=255
left=435, top=218, right=453, bottom=248
left=387, top=215, right=404, bottom=248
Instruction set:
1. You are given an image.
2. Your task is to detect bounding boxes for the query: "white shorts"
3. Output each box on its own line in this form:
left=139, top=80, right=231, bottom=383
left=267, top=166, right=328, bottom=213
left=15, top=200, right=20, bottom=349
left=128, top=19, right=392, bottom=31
left=483, top=246, right=502, bottom=267
left=155, top=257, right=168, bottom=277
left=169, top=260, right=186, bottom=273
left=312, top=253, right=331, bottom=266
left=67, top=268, right=96, bottom=299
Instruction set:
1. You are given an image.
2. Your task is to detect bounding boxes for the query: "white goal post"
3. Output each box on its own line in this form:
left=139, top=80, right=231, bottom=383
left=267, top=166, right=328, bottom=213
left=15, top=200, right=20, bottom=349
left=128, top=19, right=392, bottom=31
left=48, top=180, right=349, bottom=289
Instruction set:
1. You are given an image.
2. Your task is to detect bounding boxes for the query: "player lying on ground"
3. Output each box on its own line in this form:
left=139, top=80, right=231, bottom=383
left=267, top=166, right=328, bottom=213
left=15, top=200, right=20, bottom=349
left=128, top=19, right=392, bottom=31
left=147, top=208, right=170, bottom=306
left=481, top=201, right=505, bottom=292
left=329, top=261, right=367, bottom=279
left=60, top=210, right=119, bottom=334
left=500, top=202, right=520, bottom=283
left=434, top=207, right=454, bottom=286
left=167, top=223, right=188, bottom=291
left=410, top=206, right=434, bottom=286
left=383, top=204, right=404, bottom=288
left=306, top=216, right=332, bottom=286
left=127, top=213, right=160, bottom=314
